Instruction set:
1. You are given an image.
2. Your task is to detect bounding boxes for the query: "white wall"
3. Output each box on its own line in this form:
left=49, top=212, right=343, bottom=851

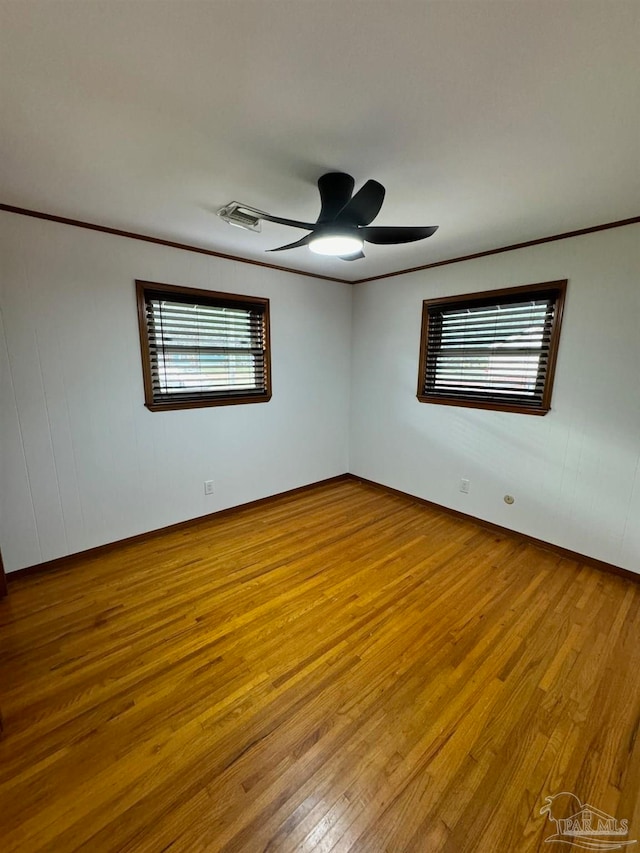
left=0, top=213, right=351, bottom=572
left=2, top=215, right=639, bottom=576
left=350, top=225, right=640, bottom=573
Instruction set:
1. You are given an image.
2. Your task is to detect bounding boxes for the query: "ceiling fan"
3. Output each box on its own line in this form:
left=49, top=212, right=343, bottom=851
left=218, top=172, right=438, bottom=261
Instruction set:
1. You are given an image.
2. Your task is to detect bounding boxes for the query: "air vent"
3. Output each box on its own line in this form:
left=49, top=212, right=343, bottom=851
left=217, top=202, right=263, bottom=232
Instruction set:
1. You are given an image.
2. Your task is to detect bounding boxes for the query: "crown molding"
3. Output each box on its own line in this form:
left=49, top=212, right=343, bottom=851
left=1, top=203, right=638, bottom=285
left=0, top=204, right=352, bottom=285
left=350, top=215, right=640, bottom=283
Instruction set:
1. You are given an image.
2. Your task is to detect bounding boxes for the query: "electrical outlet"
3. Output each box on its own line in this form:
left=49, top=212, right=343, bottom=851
left=459, top=478, right=470, bottom=494
left=204, top=480, right=214, bottom=496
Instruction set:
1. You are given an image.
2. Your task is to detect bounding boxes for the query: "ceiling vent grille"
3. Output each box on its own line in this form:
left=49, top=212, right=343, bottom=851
left=217, top=202, right=263, bottom=232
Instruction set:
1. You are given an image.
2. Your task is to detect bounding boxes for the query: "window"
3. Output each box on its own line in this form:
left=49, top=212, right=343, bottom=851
left=417, top=280, right=567, bottom=415
left=136, top=280, right=271, bottom=411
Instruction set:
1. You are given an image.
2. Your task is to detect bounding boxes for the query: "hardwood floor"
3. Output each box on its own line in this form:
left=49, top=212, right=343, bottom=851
left=1, top=479, right=639, bottom=852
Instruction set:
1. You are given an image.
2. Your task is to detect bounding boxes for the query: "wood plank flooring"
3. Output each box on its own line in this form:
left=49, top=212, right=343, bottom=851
left=1, top=479, right=639, bottom=852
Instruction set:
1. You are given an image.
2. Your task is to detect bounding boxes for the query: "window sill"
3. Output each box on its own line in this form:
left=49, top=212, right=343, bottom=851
left=145, top=393, right=272, bottom=412
left=416, top=395, right=549, bottom=416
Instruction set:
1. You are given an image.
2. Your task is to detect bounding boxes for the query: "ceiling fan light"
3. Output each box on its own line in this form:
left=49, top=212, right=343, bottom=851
left=309, top=234, right=363, bottom=256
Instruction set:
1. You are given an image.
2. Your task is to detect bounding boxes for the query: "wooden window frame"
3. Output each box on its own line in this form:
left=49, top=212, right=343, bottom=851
left=136, top=280, right=272, bottom=412
left=417, top=280, right=567, bottom=416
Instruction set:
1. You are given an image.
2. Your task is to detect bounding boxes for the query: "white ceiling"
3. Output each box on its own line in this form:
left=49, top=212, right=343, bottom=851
left=1, top=0, right=638, bottom=281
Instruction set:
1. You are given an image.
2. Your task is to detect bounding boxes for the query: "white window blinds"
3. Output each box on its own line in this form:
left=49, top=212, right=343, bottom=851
left=418, top=282, right=566, bottom=414
left=137, top=282, right=271, bottom=410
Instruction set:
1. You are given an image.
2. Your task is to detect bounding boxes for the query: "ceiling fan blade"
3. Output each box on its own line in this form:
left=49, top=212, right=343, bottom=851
left=267, top=234, right=313, bottom=252
left=340, top=250, right=365, bottom=261
left=335, top=179, right=385, bottom=226
left=260, top=213, right=316, bottom=230
left=359, top=225, right=438, bottom=244
left=317, top=172, right=355, bottom=223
